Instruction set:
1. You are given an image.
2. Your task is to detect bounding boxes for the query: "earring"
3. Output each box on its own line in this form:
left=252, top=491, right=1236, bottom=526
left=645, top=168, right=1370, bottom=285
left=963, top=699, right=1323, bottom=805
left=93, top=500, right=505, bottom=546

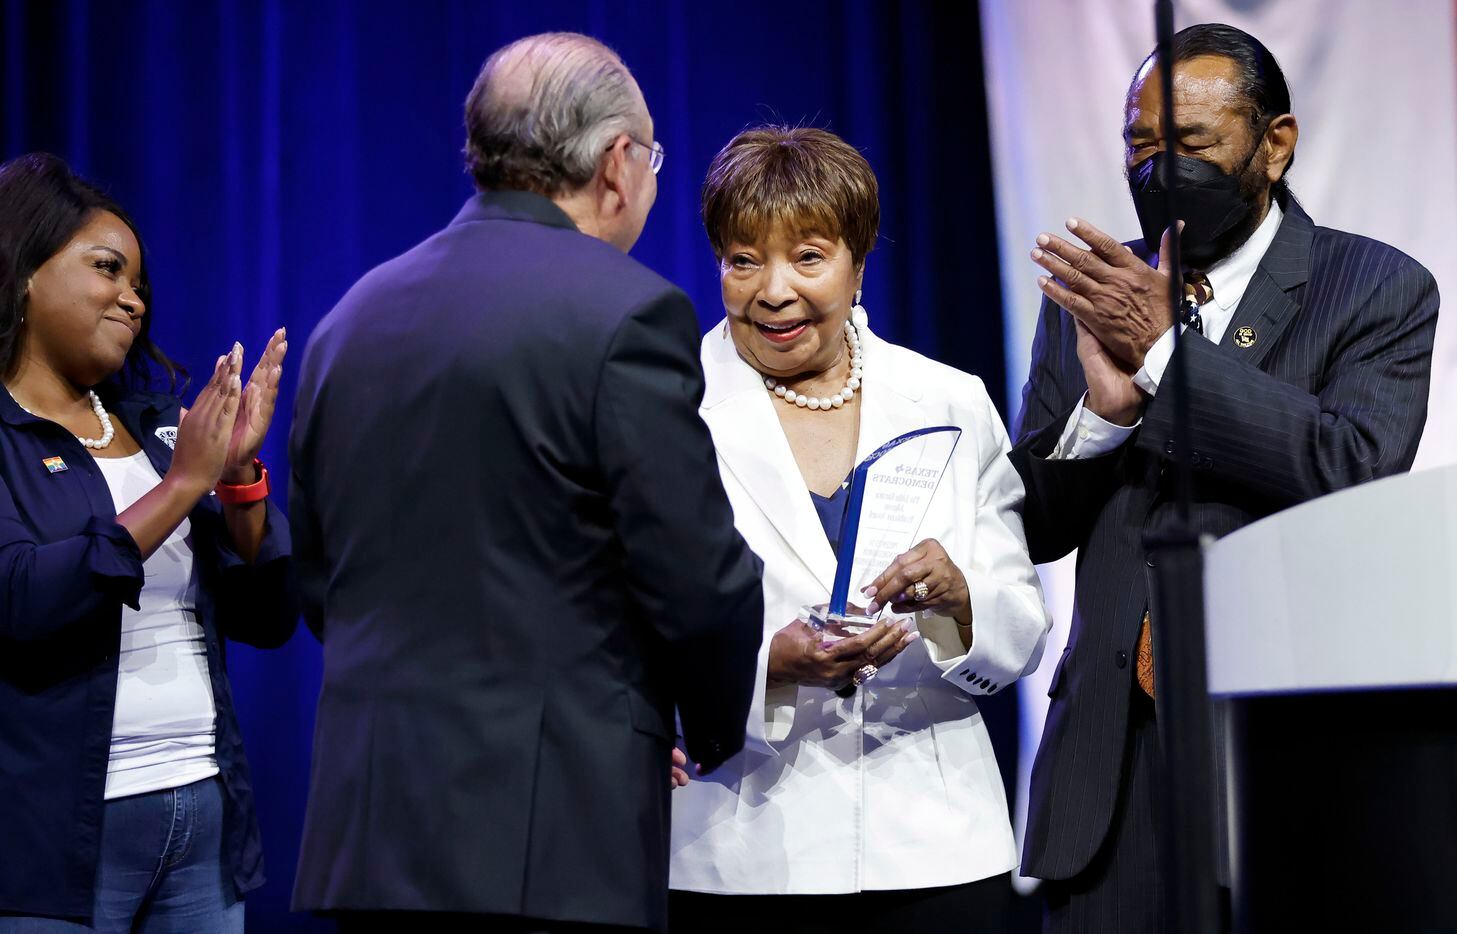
left=851, top=289, right=868, bottom=330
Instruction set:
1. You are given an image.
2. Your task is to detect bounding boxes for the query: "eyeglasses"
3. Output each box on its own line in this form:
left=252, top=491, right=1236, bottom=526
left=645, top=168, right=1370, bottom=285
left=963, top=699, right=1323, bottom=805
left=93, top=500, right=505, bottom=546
left=628, top=136, right=665, bottom=175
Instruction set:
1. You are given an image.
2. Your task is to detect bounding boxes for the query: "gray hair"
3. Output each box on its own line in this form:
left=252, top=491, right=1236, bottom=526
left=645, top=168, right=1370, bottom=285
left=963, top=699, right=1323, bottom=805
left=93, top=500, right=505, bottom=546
left=464, top=32, right=645, bottom=196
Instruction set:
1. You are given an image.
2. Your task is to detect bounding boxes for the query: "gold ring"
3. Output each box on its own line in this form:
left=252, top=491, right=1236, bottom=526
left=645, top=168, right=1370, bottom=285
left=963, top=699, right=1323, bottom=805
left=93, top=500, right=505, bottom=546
left=912, top=580, right=930, bottom=602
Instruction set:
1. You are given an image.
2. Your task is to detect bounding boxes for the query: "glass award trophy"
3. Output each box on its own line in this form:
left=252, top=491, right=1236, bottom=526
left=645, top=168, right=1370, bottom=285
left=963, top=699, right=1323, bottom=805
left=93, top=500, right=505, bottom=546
left=807, top=426, right=962, bottom=640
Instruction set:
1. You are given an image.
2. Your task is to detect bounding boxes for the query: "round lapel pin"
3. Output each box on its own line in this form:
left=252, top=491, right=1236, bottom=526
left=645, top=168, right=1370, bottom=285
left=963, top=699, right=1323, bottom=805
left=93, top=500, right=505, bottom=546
left=1233, top=325, right=1257, bottom=349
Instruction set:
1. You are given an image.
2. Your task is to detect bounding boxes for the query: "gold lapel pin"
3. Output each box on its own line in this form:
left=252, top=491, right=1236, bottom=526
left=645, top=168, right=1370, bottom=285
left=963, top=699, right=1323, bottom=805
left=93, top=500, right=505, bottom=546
left=1233, top=325, right=1257, bottom=348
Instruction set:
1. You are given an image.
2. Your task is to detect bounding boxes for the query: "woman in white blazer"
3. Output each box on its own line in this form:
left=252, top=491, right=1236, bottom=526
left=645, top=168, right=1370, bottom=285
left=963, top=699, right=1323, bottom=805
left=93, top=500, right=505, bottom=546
left=668, top=126, right=1052, bottom=932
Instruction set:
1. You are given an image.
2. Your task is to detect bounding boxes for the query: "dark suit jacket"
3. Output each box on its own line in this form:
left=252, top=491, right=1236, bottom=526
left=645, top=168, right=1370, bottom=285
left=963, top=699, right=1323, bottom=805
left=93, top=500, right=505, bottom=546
left=1012, top=196, right=1438, bottom=881
left=289, top=191, right=764, bottom=930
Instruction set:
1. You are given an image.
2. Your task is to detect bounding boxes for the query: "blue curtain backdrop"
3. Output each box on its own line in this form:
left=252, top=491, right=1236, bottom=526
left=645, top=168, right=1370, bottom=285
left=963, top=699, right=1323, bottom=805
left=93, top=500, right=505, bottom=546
left=3, top=1, right=1022, bottom=928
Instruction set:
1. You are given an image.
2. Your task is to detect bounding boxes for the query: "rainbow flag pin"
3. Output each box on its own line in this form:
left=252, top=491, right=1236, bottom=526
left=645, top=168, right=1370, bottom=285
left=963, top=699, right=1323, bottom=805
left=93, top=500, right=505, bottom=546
left=43, top=456, right=68, bottom=474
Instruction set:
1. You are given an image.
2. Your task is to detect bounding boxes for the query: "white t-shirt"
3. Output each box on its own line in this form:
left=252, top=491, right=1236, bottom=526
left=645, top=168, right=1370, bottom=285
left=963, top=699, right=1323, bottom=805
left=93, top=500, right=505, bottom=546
left=93, top=451, right=219, bottom=799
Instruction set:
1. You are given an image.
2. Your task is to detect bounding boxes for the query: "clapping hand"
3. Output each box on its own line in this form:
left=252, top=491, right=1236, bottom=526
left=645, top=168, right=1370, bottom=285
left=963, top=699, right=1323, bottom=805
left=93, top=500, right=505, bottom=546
left=1031, top=218, right=1177, bottom=369
left=170, top=348, right=242, bottom=496
left=222, top=328, right=288, bottom=484
left=1072, top=315, right=1143, bottom=427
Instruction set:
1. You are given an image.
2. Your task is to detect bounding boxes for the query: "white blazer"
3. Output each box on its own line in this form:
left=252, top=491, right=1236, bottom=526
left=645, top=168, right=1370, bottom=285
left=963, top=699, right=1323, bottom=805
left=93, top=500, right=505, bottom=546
left=669, top=320, right=1052, bottom=895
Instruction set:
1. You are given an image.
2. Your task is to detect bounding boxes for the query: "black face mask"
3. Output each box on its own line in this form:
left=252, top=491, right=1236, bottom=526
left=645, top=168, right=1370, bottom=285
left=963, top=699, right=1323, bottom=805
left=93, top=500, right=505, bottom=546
left=1128, top=144, right=1264, bottom=270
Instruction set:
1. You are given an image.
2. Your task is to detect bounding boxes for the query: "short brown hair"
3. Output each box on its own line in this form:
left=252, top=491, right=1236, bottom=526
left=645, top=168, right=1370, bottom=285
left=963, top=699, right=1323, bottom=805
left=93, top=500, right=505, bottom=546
left=701, top=126, right=880, bottom=267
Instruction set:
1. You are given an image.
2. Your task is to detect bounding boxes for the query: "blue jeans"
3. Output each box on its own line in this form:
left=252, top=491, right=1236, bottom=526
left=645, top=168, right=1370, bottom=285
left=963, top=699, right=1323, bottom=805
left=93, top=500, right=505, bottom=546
left=0, top=776, right=244, bottom=933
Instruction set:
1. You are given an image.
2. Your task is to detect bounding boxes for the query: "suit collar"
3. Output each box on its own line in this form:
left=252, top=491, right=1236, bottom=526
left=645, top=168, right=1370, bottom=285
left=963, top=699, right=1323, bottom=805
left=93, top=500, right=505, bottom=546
left=450, top=190, right=580, bottom=232
left=1204, top=201, right=1283, bottom=313
left=700, top=321, right=926, bottom=593
left=1253, top=193, right=1313, bottom=290
left=1216, top=196, right=1313, bottom=365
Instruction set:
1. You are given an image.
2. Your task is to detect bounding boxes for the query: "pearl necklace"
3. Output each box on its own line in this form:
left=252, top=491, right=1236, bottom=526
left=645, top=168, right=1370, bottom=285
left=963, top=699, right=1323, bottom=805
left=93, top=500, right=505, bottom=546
left=77, top=391, right=116, bottom=449
left=763, top=318, right=865, bottom=411
left=13, top=390, right=115, bottom=449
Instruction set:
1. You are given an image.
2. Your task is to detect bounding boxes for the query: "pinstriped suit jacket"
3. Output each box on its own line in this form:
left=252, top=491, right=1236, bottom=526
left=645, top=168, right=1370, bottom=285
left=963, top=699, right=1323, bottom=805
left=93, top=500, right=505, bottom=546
left=1010, top=197, right=1439, bottom=881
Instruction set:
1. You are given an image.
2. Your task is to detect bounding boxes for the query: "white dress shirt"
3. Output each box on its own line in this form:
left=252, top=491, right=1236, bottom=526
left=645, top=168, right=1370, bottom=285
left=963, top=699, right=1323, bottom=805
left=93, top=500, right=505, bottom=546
left=670, top=323, right=1052, bottom=895
left=1052, top=202, right=1285, bottom=459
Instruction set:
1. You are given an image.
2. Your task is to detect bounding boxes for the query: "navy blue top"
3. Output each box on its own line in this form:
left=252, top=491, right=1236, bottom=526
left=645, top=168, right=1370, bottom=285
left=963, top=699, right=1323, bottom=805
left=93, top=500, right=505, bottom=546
left=809, top=480, right=851, bottom=556
left=0, top=384, right=299, bottom=922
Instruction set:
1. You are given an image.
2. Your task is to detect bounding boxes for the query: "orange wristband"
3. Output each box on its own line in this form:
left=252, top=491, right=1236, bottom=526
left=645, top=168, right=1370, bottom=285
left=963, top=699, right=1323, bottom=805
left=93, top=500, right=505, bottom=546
left=216, top=459, right=270, bottom=505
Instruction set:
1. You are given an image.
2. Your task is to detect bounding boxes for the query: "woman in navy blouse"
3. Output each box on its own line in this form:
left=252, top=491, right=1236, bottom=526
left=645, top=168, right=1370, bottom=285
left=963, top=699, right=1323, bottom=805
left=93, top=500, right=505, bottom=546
left=0, top=153, right=297, bottom=932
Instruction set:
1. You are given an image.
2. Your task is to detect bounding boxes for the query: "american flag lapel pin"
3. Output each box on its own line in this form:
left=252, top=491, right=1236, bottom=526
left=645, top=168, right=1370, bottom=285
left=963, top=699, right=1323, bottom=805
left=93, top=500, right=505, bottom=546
left=43, top=456, right=68, bottom=474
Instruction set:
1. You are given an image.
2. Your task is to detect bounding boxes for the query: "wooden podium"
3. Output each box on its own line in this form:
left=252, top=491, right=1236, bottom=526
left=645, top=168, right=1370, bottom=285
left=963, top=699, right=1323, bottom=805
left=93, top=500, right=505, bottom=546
left=1203, top=464, right=1457, bottom=932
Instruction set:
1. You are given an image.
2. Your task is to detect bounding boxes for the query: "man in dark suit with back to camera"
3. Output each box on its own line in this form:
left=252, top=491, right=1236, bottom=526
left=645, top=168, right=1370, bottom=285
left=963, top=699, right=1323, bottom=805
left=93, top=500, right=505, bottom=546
left=289, top=32, right=764, bottom=933
left=1013, top=23, right=1438, bottom=933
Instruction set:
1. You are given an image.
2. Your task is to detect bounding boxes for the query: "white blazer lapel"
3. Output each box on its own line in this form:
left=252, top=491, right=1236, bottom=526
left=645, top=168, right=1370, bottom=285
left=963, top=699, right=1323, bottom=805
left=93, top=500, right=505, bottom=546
left=700, top=322, right=838, bottom=595
left=852, top=329, right=928, bottom=464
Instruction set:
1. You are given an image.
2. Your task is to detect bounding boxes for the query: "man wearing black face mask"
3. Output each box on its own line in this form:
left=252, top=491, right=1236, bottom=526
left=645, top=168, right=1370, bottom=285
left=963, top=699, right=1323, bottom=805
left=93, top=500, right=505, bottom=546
left=1010, top=23, right=1438, bottom=933
left=1128, top=130, right=1268, bottom=271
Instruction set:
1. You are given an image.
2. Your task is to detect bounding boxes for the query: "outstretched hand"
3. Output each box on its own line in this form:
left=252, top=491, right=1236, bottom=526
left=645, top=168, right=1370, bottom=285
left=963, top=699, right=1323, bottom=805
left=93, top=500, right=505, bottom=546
left=1031, top=217, right=1178, bottom=369
left=1073, top=316, right=1143, bottom=427
left=171, top=348, right=242, bottom=496
left=223, top=328, right=288, bottom=483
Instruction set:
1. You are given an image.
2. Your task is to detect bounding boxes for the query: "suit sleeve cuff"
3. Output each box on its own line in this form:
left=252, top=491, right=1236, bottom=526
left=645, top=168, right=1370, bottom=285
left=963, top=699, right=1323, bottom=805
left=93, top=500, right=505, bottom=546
left=927, top=572, right=1046, bottom=697
left=917, top=610, right=968, bottom=670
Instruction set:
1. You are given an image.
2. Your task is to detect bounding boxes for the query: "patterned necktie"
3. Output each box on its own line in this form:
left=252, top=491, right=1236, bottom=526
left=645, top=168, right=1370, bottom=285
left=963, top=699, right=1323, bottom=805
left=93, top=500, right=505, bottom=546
left=1181, top=272, right=1212, bottom=334
left=1136, top=610, right=1156, bottom=697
